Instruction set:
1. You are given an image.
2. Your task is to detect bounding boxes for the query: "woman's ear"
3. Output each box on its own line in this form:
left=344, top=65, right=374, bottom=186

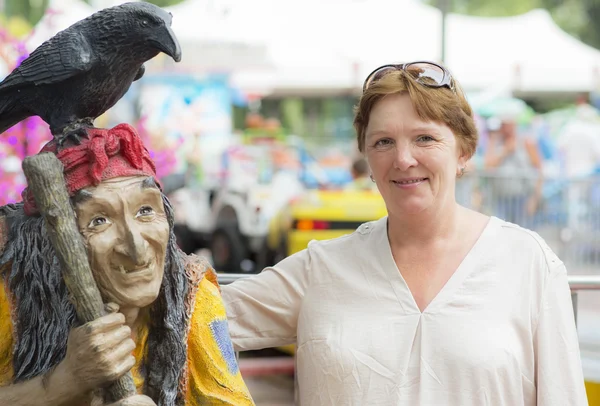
left=457, top=144, right=468, bottom=168
left=456, top=144, right=470, bottom=178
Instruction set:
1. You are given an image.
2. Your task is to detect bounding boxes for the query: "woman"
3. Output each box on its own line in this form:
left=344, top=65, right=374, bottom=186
left=0, top=124, right=254, bottom=405
left=222, top=62, right=587, bottom=405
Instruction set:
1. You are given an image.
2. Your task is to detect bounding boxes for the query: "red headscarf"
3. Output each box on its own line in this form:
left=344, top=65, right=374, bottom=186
left=22, top=123, right=158, bottom=216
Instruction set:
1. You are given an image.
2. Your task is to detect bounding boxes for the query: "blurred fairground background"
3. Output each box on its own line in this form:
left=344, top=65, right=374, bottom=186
left=3, top=0, right=600, bottom=403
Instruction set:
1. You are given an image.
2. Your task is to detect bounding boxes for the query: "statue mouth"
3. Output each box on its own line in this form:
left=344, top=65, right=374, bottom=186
left=116, top=262, right=152, bottom=275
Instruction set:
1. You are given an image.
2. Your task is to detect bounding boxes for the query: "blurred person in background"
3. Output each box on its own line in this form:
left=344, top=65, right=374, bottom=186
left=558, top=103, right=600, bottom=178
left=345, top=157, right=376, bottom=191
left=222, top=62, right=586, bottom=405
left=557, top=101, right=600, bottom=229
left=484, top=114, right=543, bottom=225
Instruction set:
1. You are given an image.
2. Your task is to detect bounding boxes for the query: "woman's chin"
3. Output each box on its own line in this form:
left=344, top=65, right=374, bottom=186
left=390, top=198, right=433, bottom=217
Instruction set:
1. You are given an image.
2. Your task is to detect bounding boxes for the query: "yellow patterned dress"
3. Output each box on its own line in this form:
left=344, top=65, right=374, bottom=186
left=0, top=255, right=254, bottom=405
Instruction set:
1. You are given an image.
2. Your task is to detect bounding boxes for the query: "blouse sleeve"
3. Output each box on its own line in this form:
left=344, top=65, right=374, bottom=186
left=535, top=262, right=589, bottom=405
left=221, top=247, right=313, bottom=351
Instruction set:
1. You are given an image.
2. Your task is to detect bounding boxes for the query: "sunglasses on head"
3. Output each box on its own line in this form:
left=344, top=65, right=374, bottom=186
left=362, top=61, right=455, bottom=92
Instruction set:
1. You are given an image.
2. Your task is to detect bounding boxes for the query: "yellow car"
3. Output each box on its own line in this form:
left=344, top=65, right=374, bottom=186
left=267, top=188, right=387, bottom=259
left=265, top=188, right=387, bottom=355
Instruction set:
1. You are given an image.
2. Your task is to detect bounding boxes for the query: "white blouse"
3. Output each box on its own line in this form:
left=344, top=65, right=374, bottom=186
left=222, top=216, right=588, bottom=405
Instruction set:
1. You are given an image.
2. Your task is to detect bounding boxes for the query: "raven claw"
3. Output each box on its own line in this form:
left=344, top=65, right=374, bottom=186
left=57, top=124, right=92, bottom=149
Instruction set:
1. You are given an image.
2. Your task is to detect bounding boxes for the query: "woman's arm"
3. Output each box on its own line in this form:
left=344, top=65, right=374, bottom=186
left=221, top=247, right=312, bottom=351
left=535, top=262, right=588, bottom=405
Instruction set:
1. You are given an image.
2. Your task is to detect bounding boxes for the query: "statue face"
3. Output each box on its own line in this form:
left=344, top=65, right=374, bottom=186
left=75, top=176, right=169, bottom=308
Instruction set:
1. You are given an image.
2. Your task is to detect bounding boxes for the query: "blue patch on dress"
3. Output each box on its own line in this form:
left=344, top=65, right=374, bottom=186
left=209, top=319, right=239, bottom=374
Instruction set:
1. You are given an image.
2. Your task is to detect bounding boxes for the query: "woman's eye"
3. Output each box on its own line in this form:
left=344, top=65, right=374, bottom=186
left=89, top=217, right=109, bottom=227
left=417, top=135, right=435, bottom=142
left=137, top=206, right=154, bottom=217
left=374, top=138, right=393, bottom=147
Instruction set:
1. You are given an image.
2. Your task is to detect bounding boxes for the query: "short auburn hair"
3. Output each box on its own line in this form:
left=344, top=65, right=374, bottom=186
left=353, top=69, right=478, bottom=158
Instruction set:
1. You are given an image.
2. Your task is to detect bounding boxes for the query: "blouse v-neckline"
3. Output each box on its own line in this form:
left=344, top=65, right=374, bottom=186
left=374, top=215, right=500, bottom=315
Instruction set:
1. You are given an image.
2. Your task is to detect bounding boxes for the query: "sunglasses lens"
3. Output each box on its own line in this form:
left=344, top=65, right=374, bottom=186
left=405, top=63, right=446, bottom=86
left=364, top=66, right=396, bottom=89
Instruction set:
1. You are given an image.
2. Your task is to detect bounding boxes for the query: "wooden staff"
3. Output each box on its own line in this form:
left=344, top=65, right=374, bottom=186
left=22, top=152, right=136, bottom=403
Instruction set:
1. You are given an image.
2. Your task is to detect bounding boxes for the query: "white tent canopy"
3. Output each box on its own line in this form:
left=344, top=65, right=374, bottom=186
left=446, top=9, right=600, bottom=93
left=230, top=0, right=600, bottom=95
left=163, top=0, right=273, bottom=72
left=23, top=0, right=600, bottom=95
left=230, top=0, right=442, bottom=95
left=24, top=0, right=274, bottom=72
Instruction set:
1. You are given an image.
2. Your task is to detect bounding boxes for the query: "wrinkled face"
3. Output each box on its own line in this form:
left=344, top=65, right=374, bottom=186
left=75, top=176, right=169, bottom=308
left=364, top=93, right=466, bottom=217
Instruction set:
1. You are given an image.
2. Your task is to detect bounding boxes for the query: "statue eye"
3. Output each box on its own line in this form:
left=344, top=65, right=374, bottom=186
left=89, top=216, right=110, bottom=228
left=136, top=206, right=154, bottom=217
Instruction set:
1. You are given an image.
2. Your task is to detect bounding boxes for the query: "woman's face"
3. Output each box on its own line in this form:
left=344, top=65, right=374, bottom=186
left=364, top=93, right=466, bottom=218
left=75, top=176, right=169, bottom=308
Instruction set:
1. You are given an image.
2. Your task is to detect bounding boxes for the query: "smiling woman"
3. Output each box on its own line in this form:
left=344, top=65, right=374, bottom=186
left=220, top=61, right=588, bottom=406
left=0, top=124, right=254, bottom=406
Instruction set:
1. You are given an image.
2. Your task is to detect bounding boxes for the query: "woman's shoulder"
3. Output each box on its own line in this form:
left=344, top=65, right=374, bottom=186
left=491, top=217, right=563, bottom=270
left=306, top=216, right=387, bottom=252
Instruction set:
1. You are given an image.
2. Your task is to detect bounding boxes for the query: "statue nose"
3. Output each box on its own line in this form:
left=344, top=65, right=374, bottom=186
left=114, top=223, right=149, bottom=267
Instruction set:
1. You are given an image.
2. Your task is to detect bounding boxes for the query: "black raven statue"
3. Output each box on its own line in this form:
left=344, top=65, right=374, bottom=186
left=0, top=1, right=181, bottom=147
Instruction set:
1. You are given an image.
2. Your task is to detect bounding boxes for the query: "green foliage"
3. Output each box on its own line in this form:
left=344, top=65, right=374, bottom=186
left=135, top=0, right=186, bottom=7
left=426, top=0, right=600, bottom=49
left=3, top=0, right=49, bottom=26
left=442, top=0, right=542, bottom=16
left=281, top=98, right=306, bottom=137
left=78, top=0, right=186, bottom=6
left=1, top=0, right=185, bottom=26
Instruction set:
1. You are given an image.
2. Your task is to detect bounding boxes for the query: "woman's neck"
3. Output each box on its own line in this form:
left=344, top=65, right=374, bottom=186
left=387, top=201, right=463, bottom=250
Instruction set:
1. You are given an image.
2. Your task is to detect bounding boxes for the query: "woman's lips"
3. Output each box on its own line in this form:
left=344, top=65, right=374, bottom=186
left=392, top=177, right=427, bottom=185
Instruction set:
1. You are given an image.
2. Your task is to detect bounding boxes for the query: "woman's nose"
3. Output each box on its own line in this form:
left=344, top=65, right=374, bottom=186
left=393, top=145, right=418, bottom=171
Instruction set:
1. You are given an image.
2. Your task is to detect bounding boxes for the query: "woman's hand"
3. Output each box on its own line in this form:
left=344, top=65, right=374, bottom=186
left=59, top=303, right=136, bottom=396
left=91, top=394, right=157, bottom=406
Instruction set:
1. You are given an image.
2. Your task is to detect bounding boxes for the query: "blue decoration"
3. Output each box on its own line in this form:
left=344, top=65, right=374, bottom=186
left=209, top=319, right=239, bottom=374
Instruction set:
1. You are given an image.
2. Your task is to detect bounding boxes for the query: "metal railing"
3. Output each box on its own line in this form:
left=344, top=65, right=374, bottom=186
left=457, top=172, right=600, bottom=269
left=218, top=274, right=600, bottom=328
left=569, top=275, right=600, bottom=326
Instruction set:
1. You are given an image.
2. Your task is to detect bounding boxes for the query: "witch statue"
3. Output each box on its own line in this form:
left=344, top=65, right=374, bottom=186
left=0, top=2, right=254, bottom=406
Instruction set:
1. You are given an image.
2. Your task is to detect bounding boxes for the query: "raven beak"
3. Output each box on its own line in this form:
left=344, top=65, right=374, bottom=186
left=157, top=25, right=182, bottom=62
